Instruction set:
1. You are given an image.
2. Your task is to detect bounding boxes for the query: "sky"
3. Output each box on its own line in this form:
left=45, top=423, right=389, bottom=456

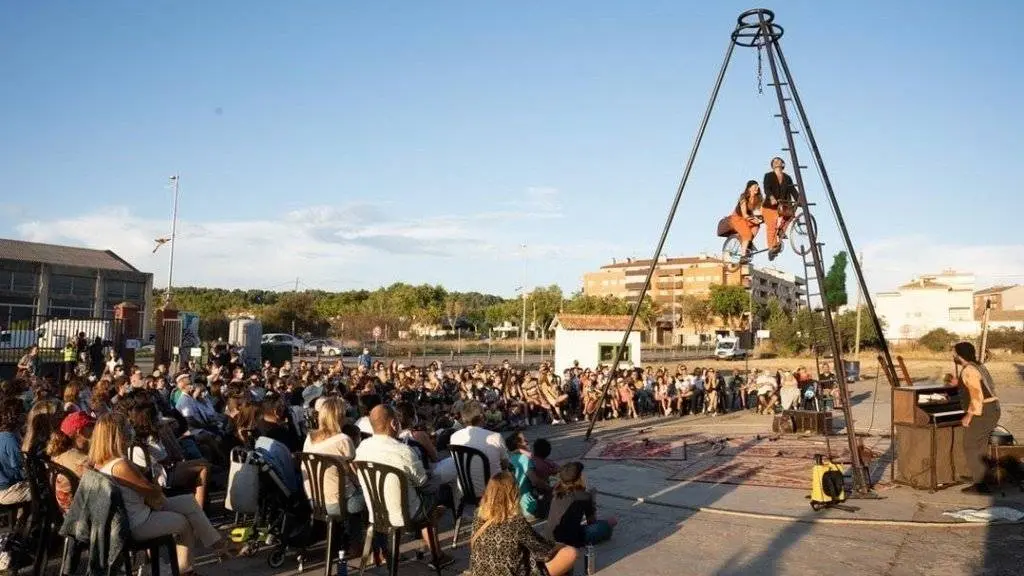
left=2, top=1, right=1022, bottom=300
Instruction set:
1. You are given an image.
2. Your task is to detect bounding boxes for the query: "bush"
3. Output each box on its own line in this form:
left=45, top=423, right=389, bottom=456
left=918, top=328, right=959, bottom=352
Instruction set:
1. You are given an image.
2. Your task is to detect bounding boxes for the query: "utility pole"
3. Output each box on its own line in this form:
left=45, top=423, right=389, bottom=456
left=520, top=243, right=528, bottom=365
left=291, top=276, right=299, bottom=335
left=164, top=175, right=180, bottom=306
left=854, top=252, right=864, bottom=357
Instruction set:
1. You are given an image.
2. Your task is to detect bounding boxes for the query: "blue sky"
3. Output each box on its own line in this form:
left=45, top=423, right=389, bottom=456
left=2, top=1, right=1021, bottom=298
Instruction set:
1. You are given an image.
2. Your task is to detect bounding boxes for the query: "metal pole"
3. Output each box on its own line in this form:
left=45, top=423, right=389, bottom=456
left=584, top=37, right=736, bottom=441
left=521, top=243, right=528, bottom=365
left=165, top=175, right=180, bottom=306
left=979, top=299, right=991, bottom=362
left=772, top=41, right=898, bottom=387
left=854, top=252, right=863, bottom=357
left=758, top=14, right=867, bottom=493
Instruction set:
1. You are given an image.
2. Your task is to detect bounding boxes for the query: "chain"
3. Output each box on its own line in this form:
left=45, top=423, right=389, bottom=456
left=757, top=45, right=764, bottom=95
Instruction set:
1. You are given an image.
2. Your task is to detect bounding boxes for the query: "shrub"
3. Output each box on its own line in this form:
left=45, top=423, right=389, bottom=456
left=918, top=328, right=959, bottom=352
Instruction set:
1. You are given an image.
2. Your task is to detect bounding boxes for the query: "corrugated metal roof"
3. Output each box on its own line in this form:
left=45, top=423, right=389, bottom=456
left=553, top=314, right=634, bottom=331
left=0, top=238, right=140, bottom=272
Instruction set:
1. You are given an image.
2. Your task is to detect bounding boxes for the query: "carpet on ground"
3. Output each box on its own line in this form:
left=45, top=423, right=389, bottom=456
left=585, top=432, right=892, bottom=491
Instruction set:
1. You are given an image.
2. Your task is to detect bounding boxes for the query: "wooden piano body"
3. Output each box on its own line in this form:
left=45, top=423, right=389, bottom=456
left=893, top=384, right=968, bottom=491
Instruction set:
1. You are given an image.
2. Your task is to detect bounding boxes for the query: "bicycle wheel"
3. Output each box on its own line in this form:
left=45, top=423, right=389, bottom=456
left=789, top=211, right=818, bottom=256
left=722, top=235, right=743, bottom=271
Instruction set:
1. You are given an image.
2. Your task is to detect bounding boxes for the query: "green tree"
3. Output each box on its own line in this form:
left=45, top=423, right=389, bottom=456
left=709, top=284, right=749, bottom=329
left=679, top=295, right=712, bottom=334
left=824, top=251, right=849, bottom=309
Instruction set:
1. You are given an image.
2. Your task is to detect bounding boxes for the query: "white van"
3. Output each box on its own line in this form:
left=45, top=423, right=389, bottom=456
left=0, top=330, right=39, bottom=350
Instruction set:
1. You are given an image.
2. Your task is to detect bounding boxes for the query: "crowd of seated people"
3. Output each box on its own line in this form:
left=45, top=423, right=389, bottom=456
left=2, top=343, right=839, bottom=576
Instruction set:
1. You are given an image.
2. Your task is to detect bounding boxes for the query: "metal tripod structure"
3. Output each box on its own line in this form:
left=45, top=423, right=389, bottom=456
left=583, top=8, right=899, bottom=497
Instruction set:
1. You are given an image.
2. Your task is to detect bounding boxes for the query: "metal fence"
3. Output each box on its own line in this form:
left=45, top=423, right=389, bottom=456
left=0, top=314, right=130, bottom=365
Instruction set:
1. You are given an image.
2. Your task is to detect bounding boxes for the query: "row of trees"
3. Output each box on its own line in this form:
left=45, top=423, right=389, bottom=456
left=165, top=251, right=886, bottom=354
left=164, top=283, right=663, bottom=342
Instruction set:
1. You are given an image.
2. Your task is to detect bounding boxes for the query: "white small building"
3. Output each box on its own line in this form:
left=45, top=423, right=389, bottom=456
left=875, top=270, right=977, bottom=340
left=551, top=314, right=642, bottom=375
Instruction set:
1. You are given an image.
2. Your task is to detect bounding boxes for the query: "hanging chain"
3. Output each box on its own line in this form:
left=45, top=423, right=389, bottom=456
left=756, top=45, right=764, bottom=95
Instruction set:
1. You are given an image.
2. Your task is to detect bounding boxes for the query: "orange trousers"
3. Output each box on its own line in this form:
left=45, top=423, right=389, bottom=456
left=763, top=207, right=781, bottom=250
left=729, top=214, right=758, bottom=243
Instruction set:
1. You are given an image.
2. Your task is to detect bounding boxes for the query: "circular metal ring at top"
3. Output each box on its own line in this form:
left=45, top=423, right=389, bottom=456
left=737, top=8, right=775, bottom=27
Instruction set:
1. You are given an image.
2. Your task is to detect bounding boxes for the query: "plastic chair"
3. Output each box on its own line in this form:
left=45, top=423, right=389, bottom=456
left=59, top=472, right=181, bottom=576
left=22, top=451, right=54, bottom=576
left=296, top=452, right=349, bottom=576
left=352, top=461, right=442, bottom=576
left=448, top=445, right=491, bottom=549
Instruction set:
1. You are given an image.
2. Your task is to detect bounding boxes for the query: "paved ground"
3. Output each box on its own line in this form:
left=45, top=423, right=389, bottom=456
left=178, top=372, right=1024, bottom=576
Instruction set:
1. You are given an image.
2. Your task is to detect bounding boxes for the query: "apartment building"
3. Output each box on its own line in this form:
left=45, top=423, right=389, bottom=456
left=582, top=253, right=805, bottom=341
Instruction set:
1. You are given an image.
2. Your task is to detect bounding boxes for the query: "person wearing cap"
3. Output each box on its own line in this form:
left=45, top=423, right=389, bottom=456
left=544, top=462, right=617, bottom=548
left=46, top=411, right=95, bottom=512
left=952, top=341, right=1002, bottom=494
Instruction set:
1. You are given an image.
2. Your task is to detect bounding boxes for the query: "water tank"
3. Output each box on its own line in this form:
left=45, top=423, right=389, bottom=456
left=229, top=318, right=263, bottom=370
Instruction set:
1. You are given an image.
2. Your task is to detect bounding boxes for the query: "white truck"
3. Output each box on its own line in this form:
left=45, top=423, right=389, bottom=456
left=0, top=330, right=39, bottom=350
left=714, top=335, right=749, bottom=360
left=36, top=319, right=113, bottom=349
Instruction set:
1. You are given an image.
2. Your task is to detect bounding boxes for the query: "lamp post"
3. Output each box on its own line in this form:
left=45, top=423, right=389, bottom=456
left=165, top=174, right=180, bottom=306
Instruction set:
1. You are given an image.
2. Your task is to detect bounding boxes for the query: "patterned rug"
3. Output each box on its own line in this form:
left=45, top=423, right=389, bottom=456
left=585, top=432, right=892, bottom=491
left=582, top=432, right=735, bottom=461
left=667, top=455, right=894, bottom=491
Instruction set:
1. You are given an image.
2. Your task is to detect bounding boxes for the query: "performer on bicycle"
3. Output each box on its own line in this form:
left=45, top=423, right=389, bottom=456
left=728, top=180, right=763, bottom=261
left=762, top=156, right=798, bottom=260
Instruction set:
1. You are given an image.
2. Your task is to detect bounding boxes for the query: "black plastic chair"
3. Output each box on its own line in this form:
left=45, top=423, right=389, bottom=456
left=448, top=445, right=491, bottom=549
left=297, top=452, right=349, bottom=576
left=59, top=471, right=181, bottom=576
left=21, top=451, right=54, bottom=576
left=352, top=461, right=442, bottom=576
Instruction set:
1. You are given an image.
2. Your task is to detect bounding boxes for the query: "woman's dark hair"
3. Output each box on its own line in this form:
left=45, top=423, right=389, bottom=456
left=0, top=397, right=24, bottom=432
left=395, top=402, right=415, bottom=428
left=128, top=401, right=158, bottom=440
left=954, top=341, right=978, bottom=364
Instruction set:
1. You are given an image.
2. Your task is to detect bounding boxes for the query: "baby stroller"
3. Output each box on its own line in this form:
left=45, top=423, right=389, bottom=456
left=226, top=443, right=312, bottom=568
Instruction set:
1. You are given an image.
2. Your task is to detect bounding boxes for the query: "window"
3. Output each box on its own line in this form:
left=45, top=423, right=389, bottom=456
left=949, top=307, right=970, bottom=322
left=0, top=270, right=38, bottom=293
left=50, top=275, right=95, bottom=299
left=598, top=343, right=632, bottom=363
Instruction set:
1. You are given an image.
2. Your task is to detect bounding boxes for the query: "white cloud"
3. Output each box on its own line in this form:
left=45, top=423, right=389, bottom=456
left=860, top=235, right=1024, bottom=294
left=10, top=188, right=591, bottom=292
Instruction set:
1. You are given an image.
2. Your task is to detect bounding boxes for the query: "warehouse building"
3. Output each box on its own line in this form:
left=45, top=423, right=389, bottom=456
left=0, top=238, right=153, bottom=338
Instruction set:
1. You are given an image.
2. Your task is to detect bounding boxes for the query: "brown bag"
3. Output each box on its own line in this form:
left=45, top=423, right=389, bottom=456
left=716, top=216, right=734, bottom=238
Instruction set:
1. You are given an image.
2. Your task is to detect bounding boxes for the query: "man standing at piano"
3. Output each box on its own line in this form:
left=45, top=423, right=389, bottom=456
left=952, top=341, right=1001, bottom=494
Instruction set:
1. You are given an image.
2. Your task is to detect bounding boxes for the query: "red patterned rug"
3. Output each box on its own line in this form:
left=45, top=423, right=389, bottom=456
left=585, top=433, right=892, bottom=490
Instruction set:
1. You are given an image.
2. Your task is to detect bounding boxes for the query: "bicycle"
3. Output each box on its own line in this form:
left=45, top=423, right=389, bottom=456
left=718, top=201, right=817, bottom=271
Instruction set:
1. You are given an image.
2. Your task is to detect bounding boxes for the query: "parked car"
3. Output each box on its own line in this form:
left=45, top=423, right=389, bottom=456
left=261, top=333, right=304, bottom=352
left=303, top=339, right=343, bottom=356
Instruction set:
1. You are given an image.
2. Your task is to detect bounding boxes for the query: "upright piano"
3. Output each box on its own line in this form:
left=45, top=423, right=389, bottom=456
left=892, top=384, right=968, bottom=491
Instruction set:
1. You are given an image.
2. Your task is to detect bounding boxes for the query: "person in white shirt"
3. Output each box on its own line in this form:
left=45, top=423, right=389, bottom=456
left=303, top=397, right=365, bottom=558
left=355, top=406, right=453, bottom=570
left=445, top=400, right=508, bottom=496
left=353, top=394, right=381, bottom=437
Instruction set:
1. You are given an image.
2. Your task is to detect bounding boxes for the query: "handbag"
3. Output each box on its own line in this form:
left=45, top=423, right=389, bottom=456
left=225, top=448, right=260, bottom=514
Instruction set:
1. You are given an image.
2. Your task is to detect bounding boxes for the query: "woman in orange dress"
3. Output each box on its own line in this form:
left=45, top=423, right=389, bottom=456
left=728, top=180, right=764, bottom=258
